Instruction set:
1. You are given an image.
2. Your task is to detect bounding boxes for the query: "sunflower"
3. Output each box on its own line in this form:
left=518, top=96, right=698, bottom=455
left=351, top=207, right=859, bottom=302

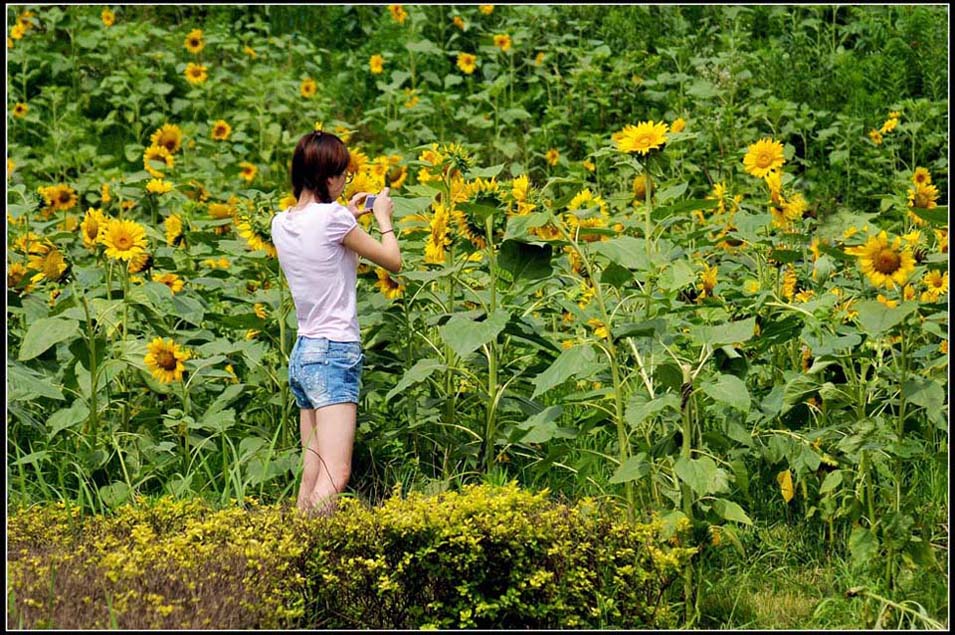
left=698, top=263, right=718, bottom=299
left=912, top=167, right=932, bottom=186
left=11, top=24, right=25, bottom=40
left=781, top=192, right=808, bottom=222
left=164, top=214, right=184, bottom=246
left=921, top=270, right=948, bottom=302
left=253, top=303, right=268, bottom=319
left=582, top=159, right=596, bottom=172
left=670, top=117, right=686, bottom=133
left=127, top=250, right=153, bottom=274
left=375, top=267, right=405, bottom=300
left=146, top=179, right=173, bottom=195
left=389, top=4, right=408, bottom=24
left=613, top=121, right=669, bottom=155
left=457, top=52, right=477, bottom=74
left=144, top=337, right=191, bottom=384
left=13, top=102, right=28, bottom=118
left=236, top=218, right=277, bottom=257
left=101, top=217, right=148, bottom=261
left=388, top=165, right=409, bottom=189
left=424, top=202, right=452, bottom=264
left=238, top=161, right=257, bottom=183
left=632, top=173, right=652, bottom=202
left=39, top=183, right=79, bottom=212
left=152, top=272, right=184, bottom=294
left=567, top=188, right=608, bottom=217
left=27, top=243, right=68, bottom=284
left=149, top=123, right=182, bottom=154
left=80, top=207, right=107, bottom=248
left=243, top=45, right=257, bottom=58
left=846, top=230, right=915, bottom=290
left=535, top=52, right=545, bottom=66
left=479, top=4, right=494, bottom=14
left=587, top=318, right=610, bottom=340
left=781, top=265, right=797, bottom=301
left=868, top=129, right=883, bottom=145
left=742, top=137, right=785, bottom=178
left=300, top=78, right=317, bottom=98
left=453, top=15, right=465, bottom=30
left=279, top=193, right=298, bottom=210
left=369, top=54, right=385, bottom=74
left=493, top=34, right=512, bottom=52
left=764, top=170, right=783, bottom=205
left=8, top=262, right=29, bottom=290
left=451, top=207, right=487, bottom=250
left=545, top=148, right=560, bottom=166
left=880, top=116, right=899, bottom=134
left=209, top=119, right=232, bottom=142
left=348, top=148, right=369, bottom=175
left=184, top=28, right=204, bottom=54
left=101, top=8, right=115, bottom=27
left=143, top=145, right=174, bottom=178
left=908, top=181, right=939, bottom=210
left=207, top=201, right=235, bottom=220
left=184, top=62, right=208, bottom=85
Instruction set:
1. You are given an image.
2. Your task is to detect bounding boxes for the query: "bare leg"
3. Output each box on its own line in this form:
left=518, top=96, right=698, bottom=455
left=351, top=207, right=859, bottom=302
left=297, top=409, right=320, bottom=512
left=305, top=403, right=357, bottom=517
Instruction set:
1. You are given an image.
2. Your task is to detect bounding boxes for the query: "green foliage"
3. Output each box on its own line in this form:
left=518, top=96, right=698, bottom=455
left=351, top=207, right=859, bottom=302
left=7, top=484, right=696, bottom=629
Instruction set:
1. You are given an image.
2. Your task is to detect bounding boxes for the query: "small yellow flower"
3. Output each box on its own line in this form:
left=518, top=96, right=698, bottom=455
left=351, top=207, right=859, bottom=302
left=453, top=15, right=465, bottom=30
left=912, top=167, right=932, bottom=186
left=921, top=270, right=948, bottom=301
left=369, top=54, right=385, bottom=75
left=587, top=318, right=610, bottom=340
left=534, top=52, right=545, bottom=66
left=493, top=34, right=512, bottom=52
left=742, top=137, right=785, bottom=178
left=253, top=303, right=268, bottom=319
left=545, top=148, right=560, bottom=167
left=144, top=145, right=174, bottom=178
left=146, top=179, right=173, bottom=195
left=11, top=24, right=26, bottom=40
left=582, top=159, right=596, bottom=172
left=868, top=129, right=883, bottom=145
left=245, top=329, right=260, bottom=340
left=184, top=62, right=208, bottom=85
left=152, top=272, right=184, bottom=294
left=101, top=8, right=115, bottom=27
left=184, top=28, right=204, bottom=54
left=457, top=52, right=477, bottom=74
left=389, top=4, right=408, bottom=24
left=613, top=121, right=669, bottom=156
left=238, top=162, right=257, bottom=182
left=101, top=218, right=149, bottom=261
left=375, top=268, right=405, bottom=300
left=12, top=102, right=28, bottom=118
left=164, top=214, right=184, bottom=246
left=144, top=337, right=190, bottom=383
left=300, top=78, right=317, bottom=98
left=479, top=5, right=494, bottom=15
left=211, top=119, right=231, bottom=141
left=879, top=116, right=899, bottom=135
left=150, top=123, right=183, bottom=154
left=670, top=117, right=686, bottom=133
left=243, top=45, right=257, bottom=58
left=698, top=263, right=718, bottom=298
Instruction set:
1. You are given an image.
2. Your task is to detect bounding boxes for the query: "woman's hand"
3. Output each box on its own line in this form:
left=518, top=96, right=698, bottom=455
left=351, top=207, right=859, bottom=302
left=346, top=192, right=374, bottom=219
left=372, top=187, right=394, bottom=230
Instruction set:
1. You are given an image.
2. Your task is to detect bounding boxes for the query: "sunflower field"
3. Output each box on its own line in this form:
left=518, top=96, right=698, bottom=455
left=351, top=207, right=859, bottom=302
left=6, top=4, right=949, bottom=629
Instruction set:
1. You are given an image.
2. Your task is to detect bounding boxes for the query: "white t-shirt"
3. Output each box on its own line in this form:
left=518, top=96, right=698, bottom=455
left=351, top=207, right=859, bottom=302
left=271, top=201, right=360, bottom=341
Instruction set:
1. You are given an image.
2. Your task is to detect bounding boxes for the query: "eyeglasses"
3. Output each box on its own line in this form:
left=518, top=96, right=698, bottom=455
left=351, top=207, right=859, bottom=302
left=340, top=171, right=354, bottom=184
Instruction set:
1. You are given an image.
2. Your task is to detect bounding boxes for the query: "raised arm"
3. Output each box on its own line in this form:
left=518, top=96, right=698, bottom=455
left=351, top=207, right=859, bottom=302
left=342, top=187, right=402, bottom=273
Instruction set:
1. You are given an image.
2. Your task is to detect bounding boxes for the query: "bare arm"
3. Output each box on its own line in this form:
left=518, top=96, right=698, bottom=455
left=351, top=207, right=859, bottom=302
left=342, top=187, right=401, bottom=273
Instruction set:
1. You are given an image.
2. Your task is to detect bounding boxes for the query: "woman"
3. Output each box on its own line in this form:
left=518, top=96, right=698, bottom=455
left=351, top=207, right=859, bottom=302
left=271, top=130, right=401, bottom=516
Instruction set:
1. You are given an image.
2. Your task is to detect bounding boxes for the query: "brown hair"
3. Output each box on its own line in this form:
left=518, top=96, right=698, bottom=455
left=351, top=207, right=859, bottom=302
left=290, top=130, right=350, bottom=203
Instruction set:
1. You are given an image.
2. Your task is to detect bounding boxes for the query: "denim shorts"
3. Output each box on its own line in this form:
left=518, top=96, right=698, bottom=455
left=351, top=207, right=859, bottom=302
left=288, top=337, right=363, bottom=410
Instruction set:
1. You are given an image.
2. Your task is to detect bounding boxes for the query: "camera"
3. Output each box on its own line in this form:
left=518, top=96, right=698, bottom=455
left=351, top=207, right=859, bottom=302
left=364, top=194, right=377, bottom=210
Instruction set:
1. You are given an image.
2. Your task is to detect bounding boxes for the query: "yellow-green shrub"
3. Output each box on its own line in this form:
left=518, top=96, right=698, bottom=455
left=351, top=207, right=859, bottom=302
left=7, top=484, right=696, bottom=629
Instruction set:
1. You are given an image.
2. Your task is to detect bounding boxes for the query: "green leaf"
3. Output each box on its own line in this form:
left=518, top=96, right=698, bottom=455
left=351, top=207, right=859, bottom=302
left=819, top=470, right=843, bottom=495
left=439, top=309, right=510, bottom=358
left=589, top=236, right=650, bottom=270
left=7, top=363, right=65, bottom=401
left=99, top=482, right=132, bottom=509
left=458, top=201, right=498, bottom=224
left=531, top=344, right=597, bottom=398
left=657, top=259, right=696, bottom=291
left=47, top=400, right=90, bottom=440
left=504, top=212, right=551, bottom=241
left=903, top=378, right=945, bottom=424
left=909, top=205, right=947, bottom=225
left=700, top=374, right=751, bottom=413
left=711, top=498, right=753, bottom=525
left=498, top=240, right=553, bottom=282
left=405, top=39, right=441, bottom=55
left=652, top=198, right=718, bottom=221
left=18, top=317, right=80, bottom=361
left=609, top=452, right=650, bottom=484
left=613, top=318, right=666, bottom=341
left=518, top=405, right=565, bottom=444
left=600, top=262, right=634, bottom=288
left=674, top=455, right=730, bottom=497
left=855, top=300, right=915, bottom=335
left=465, top=164, right=505, bottom=179
left=690, top=317, right=756, bottom=347
left=849, top=526, right=880, bottom=567
left=386, top=358, right=445, bottom=402
left=625, top=392, right=680, bottom=428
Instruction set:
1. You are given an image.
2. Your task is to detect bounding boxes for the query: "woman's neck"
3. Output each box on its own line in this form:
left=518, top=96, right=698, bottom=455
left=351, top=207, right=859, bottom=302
left=292, top=191, right=322, bottom=211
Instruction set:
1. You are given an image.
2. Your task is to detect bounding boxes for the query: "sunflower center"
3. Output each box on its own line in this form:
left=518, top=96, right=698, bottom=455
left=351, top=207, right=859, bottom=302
left=85, top=222, right=98, bottom=239
left=638, top=135, right=654, bottom=148
left=756, top=152, right=774, bottom=168
left=873, top=248, right=901, bottom=274
left=156, top=350, right=177, bottom=371
left=115, top=235, right=131, bottom=249
left=59, top=192, right=72, bottom=204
